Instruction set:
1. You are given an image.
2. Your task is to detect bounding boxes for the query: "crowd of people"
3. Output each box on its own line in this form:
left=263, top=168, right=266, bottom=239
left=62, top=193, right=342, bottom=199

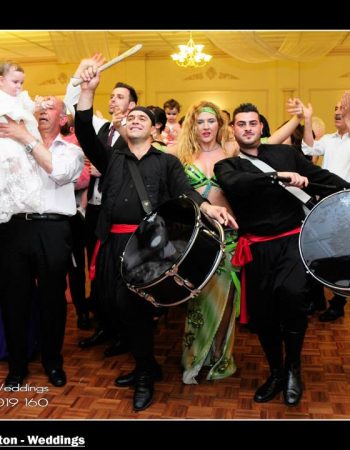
left=1, top=54, right=350, bottom=413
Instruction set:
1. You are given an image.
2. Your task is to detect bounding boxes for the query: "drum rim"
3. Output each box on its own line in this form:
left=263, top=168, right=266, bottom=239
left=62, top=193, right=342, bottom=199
left=121, top=196, right=202, bottom=288
left=299, top=189, right=350, bottom=291
left=122, top=195, right=225, bottom=306
left=138, top=219, right=225, bottom=307
left=133, top=227, right=225, bottom=307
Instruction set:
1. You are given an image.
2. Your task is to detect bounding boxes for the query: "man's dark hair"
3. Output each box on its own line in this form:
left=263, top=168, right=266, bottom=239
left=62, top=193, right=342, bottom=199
left=147, top=105, right=167, bottom=133
left=60, top=114, right=74, bottom=136
left=259, top=114, right=271, bottom=138
left=114, top=82, right=138, bottom=104
left=233, top=103, right=260, bottom=121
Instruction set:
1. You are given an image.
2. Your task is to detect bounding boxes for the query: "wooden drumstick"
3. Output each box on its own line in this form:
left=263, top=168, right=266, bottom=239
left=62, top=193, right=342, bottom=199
left=72, top=44, right=143, bottom=87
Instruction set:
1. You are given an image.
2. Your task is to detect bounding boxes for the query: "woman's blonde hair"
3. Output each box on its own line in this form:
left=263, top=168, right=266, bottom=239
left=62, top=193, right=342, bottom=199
left=177, top=101, right=231, bottom=164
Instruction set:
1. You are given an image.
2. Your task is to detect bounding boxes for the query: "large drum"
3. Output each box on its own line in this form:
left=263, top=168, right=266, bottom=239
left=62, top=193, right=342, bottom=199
left=299, top=190, right=350, bottom=297
left=121, top=196, right=225, bottom=307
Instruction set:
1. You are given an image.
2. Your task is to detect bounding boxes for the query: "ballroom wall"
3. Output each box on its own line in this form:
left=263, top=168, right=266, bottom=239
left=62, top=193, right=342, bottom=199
left=22, top=54, right=350, bottom=134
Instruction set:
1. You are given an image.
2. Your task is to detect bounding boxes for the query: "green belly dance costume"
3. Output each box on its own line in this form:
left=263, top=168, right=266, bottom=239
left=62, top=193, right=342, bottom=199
left=182, top=163, right=241, bottom=384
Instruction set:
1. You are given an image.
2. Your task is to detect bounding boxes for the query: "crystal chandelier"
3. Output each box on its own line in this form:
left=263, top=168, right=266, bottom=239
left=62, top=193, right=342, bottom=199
left=171, top=32, right=212, bottom=68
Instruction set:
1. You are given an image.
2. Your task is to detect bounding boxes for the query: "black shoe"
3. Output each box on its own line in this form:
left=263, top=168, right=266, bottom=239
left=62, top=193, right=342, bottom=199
left=306, top=300, right=326, bottom=315
left=319, top=306, right=344, bottom=322
left=115, top=370, right=137, bottom=387
left=115, top=366, right=162, bottom=388
left=4, top=371, right=28, bottom=388
left=77, top=312, right=92, bottom=330
left=46, top=368, right=67, bottom=387
left=78, top=329, right=107, bottom=348
left=283, top=365, right=303, bottom=406
left=133, top=373, right=154, bottom=411
left=104, top=341, right=129, bottom=357
left=254, top=370, right=284, bottom=403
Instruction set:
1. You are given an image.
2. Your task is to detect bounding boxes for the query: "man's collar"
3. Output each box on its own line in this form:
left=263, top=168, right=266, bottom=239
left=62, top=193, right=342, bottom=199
left=239, top=148, right=259, bottom=158
left=118, top=145, right=161, bottom=157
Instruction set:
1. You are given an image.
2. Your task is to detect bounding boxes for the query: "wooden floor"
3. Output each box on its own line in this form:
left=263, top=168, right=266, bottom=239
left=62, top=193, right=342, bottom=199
left=1, top=298, right=350, bottom=420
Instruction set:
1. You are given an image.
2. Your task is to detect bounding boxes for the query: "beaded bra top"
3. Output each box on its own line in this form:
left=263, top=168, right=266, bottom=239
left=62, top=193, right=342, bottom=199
left=184, top=163, right=220, bottom=199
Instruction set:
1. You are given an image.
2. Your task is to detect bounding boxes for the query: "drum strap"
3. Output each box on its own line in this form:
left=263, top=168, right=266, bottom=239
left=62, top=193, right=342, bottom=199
left=239, top=152, right=313, bottom=208
left=126, top=158, right=153, bottom=214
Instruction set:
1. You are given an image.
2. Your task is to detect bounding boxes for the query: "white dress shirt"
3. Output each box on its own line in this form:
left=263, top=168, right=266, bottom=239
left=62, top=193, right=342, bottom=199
left=40, top=134, right=84, bottom=215
left=302, top=132, right=350, bottom=181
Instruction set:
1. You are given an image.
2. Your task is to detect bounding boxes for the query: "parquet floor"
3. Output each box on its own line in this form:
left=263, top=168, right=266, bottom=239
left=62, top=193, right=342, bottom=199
left=1, top=296, right=350, bottom=420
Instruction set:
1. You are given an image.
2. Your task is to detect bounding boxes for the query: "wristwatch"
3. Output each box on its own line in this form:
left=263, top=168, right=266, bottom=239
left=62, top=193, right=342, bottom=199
left=25, top=140, right=39, bottom=154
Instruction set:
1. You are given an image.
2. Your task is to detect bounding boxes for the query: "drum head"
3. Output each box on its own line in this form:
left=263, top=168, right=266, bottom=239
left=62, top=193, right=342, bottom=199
left=299, top=190, right=350, bottom=292
left=121, top=197, right=198, bottom=287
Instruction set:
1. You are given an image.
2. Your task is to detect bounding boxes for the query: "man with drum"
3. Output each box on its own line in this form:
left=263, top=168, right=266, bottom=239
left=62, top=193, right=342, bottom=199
left=73, top=62, right=237, bottom=412
left=302, top=93, right=350, bottom=322
left=214, top=102, right=350, bottom=407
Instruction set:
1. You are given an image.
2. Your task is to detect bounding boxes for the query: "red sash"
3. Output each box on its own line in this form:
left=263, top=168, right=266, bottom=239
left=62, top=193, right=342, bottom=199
left=232, top=227, right=301, bottom=324
left=89, top=224, right=138, bottom=280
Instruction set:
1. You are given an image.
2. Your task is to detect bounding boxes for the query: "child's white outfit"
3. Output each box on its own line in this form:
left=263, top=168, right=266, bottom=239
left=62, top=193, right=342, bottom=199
left=0, top=90, right=44, bottom=223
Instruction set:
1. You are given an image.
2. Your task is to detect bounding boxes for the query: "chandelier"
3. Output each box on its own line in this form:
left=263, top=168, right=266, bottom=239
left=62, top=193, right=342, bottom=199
left=171, top=32, right=212, bottom=68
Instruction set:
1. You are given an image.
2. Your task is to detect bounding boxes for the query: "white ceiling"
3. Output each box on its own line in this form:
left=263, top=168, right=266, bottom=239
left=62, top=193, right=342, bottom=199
left=0, top=31, right=350, bottom=64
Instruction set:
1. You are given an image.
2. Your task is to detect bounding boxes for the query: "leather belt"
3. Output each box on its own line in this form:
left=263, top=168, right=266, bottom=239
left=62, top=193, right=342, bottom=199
left=13, top=213, right=68, bottom=221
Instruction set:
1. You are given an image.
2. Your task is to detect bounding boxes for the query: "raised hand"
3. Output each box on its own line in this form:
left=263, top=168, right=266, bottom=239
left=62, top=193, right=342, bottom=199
left=79, top=67, right=101, bottom=91
left=286, top=98, right=304, bottom=119
left=302, top=102, right=313, bottom=120
left=34, top=95, right=54, bottom=112
left=73, top=53, right=106, bottom=79
left=112, top=107, right=126, bottom=129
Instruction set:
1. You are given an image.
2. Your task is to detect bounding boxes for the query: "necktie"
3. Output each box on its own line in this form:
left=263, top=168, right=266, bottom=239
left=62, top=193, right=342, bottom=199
left=107, top=126, right=115, bottom=146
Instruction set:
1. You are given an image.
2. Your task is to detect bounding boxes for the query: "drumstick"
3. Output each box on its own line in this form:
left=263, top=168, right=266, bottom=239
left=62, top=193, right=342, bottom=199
left=308, top=182, right=338, bottom=190
left=276, top=176, right=337, bottom=190
left=72, top=44, right=143, bottom=87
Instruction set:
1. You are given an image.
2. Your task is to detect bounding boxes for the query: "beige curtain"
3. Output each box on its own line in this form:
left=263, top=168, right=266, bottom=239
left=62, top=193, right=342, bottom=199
left=206, top=31, right=347, bottom=63
left=49, top=31, right=120, bottom=63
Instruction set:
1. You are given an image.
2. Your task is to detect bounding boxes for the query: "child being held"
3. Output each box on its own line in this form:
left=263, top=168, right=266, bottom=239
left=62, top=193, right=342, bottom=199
left=0, top=61, right=51, bottom=223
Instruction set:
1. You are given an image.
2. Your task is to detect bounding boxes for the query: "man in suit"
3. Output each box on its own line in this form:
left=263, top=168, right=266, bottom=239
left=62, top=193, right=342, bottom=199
left=65, top=55, right=137, bottom=355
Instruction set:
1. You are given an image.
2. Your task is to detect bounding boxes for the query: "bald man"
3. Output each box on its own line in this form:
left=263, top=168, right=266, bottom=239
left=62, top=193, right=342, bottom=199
left=0, top=96, right=84, bottom=389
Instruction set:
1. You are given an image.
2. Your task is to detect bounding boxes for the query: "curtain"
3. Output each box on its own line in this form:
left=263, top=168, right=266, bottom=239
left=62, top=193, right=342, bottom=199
left=206, top=31, right=347, bottom=63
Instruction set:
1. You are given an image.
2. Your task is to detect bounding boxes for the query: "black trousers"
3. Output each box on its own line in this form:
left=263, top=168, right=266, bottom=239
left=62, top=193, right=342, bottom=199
left=1, top=218, right=72, bottom=374
left=68, top=213, right=88, bottom=315
left=245, top=234, right=309, bottom=333
left=85, top=204, right=101, bottom=316
left=96, top=233, right=156, bottom=371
